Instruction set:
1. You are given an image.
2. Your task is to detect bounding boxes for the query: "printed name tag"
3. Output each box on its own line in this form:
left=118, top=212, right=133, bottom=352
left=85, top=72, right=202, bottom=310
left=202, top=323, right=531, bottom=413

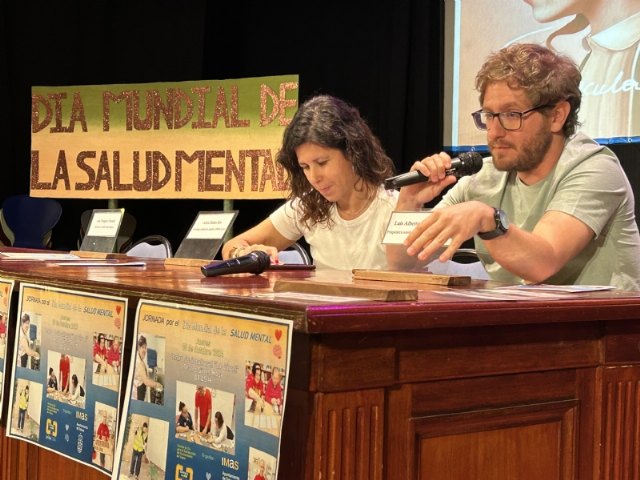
left=382, top=211, right=431, bottom=245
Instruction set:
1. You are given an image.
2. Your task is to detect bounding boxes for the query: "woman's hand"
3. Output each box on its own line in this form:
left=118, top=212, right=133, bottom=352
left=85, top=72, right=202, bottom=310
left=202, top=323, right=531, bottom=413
left=232, top=244, right=280, bottom=264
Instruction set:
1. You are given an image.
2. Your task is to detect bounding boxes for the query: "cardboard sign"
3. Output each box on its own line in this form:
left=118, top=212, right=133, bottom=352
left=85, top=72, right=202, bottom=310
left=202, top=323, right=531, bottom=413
left=30, top=75, right=298, bottom=200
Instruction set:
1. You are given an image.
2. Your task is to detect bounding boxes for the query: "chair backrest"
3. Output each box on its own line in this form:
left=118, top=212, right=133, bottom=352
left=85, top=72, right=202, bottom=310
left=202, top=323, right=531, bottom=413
left=426, top=248, right=490, bottom=280
left=1, top=195, right=62, bottom=249
left=0, top=210, right=17, bottom=246
left=124, top=235, right=173, bottom=259
left=278, top=242, right=312, bottom=265
left=78, top=209, right=137, bottom=252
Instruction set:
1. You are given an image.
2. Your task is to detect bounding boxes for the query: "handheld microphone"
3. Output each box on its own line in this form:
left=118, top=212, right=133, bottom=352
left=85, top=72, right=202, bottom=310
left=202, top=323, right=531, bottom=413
left=384, top=151, right=484, bottom=190
left=201, top=251, right=271, bottom=277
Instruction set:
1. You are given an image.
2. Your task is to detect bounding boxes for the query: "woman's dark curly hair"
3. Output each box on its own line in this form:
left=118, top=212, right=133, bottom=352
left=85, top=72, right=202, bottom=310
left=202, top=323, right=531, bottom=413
left=276, top=95, right=395, bottom=227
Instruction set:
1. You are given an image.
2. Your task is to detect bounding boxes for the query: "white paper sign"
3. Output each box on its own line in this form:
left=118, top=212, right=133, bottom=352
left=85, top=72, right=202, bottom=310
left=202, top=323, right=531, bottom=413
left=86, top=210, right=124, bottom=238
left=382, top=211, right=431, bottom=244
left=186, top=212, right=237, bottom=240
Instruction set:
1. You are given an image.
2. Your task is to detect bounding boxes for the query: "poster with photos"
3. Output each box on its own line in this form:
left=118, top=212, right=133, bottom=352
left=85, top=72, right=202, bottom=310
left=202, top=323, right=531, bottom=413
left=112, top=299, right=292, bottom=480
left=7, top=282, right=128, bottom=475
left=0, top=278, right=15, bottom=421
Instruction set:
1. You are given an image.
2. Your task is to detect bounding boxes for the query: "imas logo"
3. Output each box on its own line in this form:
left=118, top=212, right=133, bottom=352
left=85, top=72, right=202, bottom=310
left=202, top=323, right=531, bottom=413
left=175, top=464, right=193, bottom=480
left=45, top=418, right=57, bottom=438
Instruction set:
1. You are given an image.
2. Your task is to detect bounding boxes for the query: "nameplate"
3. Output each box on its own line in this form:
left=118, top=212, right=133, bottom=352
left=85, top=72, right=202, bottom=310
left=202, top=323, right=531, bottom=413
left=79, top=209, right=124, bottom=253
left=174, top=211, right=238, bottom=260
left=382, top=211, right=431, bottom=244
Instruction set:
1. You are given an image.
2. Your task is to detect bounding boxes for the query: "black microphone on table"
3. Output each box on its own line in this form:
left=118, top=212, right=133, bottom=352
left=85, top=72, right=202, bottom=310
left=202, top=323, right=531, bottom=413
left=201, top=251, right=271, bottom=277
left=384, top=151, right=484, bottom=190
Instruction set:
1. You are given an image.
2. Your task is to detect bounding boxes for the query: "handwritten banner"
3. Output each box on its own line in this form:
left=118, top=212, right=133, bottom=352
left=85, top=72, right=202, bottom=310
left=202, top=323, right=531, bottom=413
left=113, top=299, right=292, bottom=480
left=31, top=75, right=298, bottom=199
left=7, top=283, right=128, bottom=475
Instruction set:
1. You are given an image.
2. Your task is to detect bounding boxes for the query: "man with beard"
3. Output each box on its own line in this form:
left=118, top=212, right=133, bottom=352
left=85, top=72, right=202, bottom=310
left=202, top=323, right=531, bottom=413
left=388, top=43, right=640, bottom=289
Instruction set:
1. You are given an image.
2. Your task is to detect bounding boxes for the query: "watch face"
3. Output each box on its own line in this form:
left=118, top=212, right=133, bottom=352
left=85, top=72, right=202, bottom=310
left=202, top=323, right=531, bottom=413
left=497, top=209, right=509, bottom=232
left=478, top=208, right=508, bottom=240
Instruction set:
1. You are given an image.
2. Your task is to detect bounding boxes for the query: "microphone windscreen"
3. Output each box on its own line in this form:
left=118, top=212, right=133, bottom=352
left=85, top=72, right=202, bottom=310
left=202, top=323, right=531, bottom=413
left=455, top=152, right=484, bottom=177
left=201, top=250, right=271, bottom=277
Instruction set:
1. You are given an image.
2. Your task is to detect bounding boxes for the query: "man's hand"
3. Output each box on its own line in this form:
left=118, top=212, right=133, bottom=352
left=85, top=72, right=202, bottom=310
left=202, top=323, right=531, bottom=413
left=404, top=202, right=495, bottom=262
left=395, top=152, right=459, bottom=210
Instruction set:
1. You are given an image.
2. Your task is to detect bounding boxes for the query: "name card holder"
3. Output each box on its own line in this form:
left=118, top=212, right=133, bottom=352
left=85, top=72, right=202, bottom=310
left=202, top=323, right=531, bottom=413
left=79, top=209, right=125, bottom=254
left=382, top=210, right=431, bottom=245
left=172, top=211, right=238, bottom=261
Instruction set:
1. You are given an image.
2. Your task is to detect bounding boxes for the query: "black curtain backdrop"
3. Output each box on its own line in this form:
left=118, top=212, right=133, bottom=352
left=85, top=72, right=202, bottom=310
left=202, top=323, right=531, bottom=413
left=1, top=1, right=637, bottom=253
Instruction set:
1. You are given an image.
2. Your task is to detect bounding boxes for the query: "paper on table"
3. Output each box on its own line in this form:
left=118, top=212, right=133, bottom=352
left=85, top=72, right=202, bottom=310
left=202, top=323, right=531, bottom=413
left=0, top=252, right=80, bottom=261
left=434, top=284, right=615, bottom=301
left=434, top=289, right=533, bottom=301
left=499, top=284, right=616, bottom=293
left=255, top=291, right=368, bottom=303
left=55, top=261, right=146, bottom=267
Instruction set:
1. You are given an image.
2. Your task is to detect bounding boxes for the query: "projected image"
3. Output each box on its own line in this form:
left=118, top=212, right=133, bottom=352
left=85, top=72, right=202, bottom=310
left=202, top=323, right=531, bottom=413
left=444, top=0, right=640, bottom=148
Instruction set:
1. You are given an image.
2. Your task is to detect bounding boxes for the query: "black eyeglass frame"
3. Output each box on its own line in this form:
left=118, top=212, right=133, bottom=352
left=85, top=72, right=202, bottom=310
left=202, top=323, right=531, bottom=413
left=471, top=104, right=555, bottom=131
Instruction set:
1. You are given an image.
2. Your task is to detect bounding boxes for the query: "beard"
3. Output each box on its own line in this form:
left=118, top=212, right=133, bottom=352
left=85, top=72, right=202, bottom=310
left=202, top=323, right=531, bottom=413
left=489, top=127, right=553, bottom=172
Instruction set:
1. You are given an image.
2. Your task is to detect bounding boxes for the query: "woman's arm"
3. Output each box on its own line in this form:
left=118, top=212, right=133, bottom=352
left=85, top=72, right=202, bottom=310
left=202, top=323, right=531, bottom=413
left=212, top=424, right=226, bottom=444
left=135, top=355, right=161, bottom=389
left=222, top=219, right=293, bottom=261
left=142, top=374, right=160, bottom=389
left=20, top=334, right=38, bottom=358
left=175, top=418, right=191, bottom=433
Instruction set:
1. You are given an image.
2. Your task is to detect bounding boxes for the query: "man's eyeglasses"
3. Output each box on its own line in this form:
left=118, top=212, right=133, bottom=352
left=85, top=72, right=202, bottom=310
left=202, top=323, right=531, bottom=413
left=471, top=104, right=554, bottom=131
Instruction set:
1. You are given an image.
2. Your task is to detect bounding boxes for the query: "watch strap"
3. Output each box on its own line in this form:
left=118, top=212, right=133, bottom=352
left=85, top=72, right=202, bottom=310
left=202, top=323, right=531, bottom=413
left=478, top=207, right=508, bottom=240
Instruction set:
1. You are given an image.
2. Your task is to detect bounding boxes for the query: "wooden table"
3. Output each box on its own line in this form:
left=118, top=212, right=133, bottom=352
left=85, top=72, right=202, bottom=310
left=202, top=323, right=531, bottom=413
left=0, top=253, right=639, bottom=479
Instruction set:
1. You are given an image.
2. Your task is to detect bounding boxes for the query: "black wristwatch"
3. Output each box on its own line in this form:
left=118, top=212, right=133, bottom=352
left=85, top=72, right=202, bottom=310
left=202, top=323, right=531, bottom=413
left=478, top=207, right=509, bottom=240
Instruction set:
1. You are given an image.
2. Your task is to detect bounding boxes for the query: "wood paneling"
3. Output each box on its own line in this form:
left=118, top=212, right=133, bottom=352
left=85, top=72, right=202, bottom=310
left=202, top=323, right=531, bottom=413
left=418, top=418, right=567, bottom=480
left=312, top=389, right=384, bottom=480
left=601, top=366, right=640, bottom=480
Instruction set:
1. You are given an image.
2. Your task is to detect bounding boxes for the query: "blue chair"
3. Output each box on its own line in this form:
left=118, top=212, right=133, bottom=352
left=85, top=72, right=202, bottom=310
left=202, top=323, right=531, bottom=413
left=426, top=248, right=490, bottom=280
left=1, top=195, right=62, bottom=249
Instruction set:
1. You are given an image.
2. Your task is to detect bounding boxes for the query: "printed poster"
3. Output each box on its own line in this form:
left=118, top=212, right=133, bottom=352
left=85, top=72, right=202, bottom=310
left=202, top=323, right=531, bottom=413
left=0, top=278, right=15, bottom=421
left=112, top=299, right=293, bottom=480
left=7, top=282, right=128, bottom=475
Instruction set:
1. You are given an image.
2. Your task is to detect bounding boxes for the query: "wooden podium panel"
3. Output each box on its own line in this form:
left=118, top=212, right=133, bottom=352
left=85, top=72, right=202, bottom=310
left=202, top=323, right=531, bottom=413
left=600, top=365, right=640, bottom=480
left=417, top=412, right=571, bottom=480
left=0, top=432, right=108, bottom=480
left=386, top=373, right=582, bottom=480
left=313, top=389, right=384, bottom=480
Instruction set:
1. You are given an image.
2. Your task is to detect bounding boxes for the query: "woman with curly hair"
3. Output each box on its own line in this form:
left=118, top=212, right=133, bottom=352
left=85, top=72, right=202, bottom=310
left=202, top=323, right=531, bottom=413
left=222, top=94, right=397, bottom=270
